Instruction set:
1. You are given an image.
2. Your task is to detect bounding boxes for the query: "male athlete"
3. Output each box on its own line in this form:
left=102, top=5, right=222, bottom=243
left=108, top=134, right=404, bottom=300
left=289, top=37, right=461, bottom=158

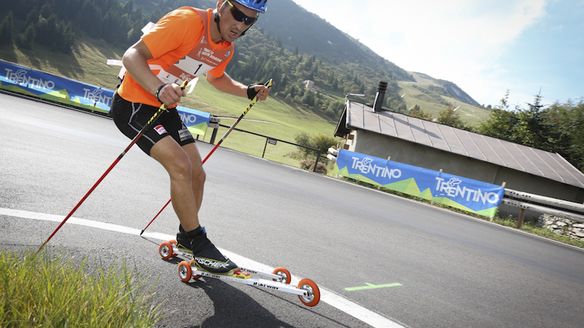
left=111, top=0, right=270, bottom=274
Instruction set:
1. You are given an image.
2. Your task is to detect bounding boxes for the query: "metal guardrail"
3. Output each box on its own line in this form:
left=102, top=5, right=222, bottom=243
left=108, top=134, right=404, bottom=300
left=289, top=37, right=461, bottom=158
left=505, top=189, right=584, bottom=215
left=503, top=188, right=584, bottom=227
left=502, top=199, right=584, bottom=223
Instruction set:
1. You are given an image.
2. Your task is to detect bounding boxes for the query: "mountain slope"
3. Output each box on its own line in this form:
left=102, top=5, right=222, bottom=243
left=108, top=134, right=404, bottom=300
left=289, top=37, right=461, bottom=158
left=410, top=72, right=480, bottom=106
left=257, top=0, right=413, bottom=82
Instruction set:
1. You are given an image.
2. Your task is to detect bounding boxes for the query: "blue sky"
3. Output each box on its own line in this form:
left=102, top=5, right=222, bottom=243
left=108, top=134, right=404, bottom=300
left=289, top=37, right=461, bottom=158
left=291, top=0, right=583, bottom=108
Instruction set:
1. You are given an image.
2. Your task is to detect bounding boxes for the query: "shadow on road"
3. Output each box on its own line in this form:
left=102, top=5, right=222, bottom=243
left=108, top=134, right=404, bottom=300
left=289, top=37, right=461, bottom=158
left=186, top=279, right=296, bottom=328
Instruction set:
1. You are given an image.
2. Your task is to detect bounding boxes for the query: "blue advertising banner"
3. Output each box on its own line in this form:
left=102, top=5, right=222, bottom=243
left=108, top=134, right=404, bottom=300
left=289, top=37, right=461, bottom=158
left=67, top=81, right=114, bottom=112
left=335, top=149, right=504, bottom=218
left=177, top=106, right=210, bottom=136
left=0, top=59, right=210, bottom=135
left=0, top=59, right=113, bottom=112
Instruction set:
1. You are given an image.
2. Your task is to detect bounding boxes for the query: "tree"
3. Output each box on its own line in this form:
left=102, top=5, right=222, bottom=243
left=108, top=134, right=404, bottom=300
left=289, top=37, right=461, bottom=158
left=543, top=101, right=584, bottom=171
left=17, top=24, right=35, bottom=49
left=437, top=105, right=466, bottom=129
left=569, top=102, right=584, bottom=170
left=499, top=89, right=510, bottom=110
left=523, top=91, right=549, bottom=147
left=311, top=134, right=338, bottom=155
left=478, top=107, right=520, bottom=142
left=409, top=104, right=432, bottom=120
left=0, top=11, right=15, bottom=44
left=294, top=132, right=338, bottom=159
left=301, top=90, right=315, bottom=107
left=294, top=132, right=312, bottom=158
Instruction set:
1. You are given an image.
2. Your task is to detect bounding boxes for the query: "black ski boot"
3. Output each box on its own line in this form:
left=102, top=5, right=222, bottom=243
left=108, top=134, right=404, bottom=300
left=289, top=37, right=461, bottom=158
left=176, top=225, right=238, bottom=274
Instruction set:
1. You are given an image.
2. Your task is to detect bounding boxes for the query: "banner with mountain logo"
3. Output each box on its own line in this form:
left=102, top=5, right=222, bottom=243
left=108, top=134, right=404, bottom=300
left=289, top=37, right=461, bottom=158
left=335, top=149, right=504, bottom=218
left=0, top=59, right=209, bottom=135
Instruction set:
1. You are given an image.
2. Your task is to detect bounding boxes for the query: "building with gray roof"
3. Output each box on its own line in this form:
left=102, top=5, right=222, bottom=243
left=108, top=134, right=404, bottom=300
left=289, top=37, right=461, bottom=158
left=334, top=100, right=584, bottom=203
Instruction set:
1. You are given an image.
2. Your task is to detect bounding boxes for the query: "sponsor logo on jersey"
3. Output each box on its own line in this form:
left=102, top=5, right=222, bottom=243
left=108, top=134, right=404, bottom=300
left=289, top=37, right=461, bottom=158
left=200, top=48, right=222, bottom=63
left=154, top=125, right=167, bottom=135
left=178, top=128, right=192, bottom=142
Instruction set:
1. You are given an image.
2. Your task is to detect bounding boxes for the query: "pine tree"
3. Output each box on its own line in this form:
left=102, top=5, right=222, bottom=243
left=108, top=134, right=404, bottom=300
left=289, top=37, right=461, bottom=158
left=17, top=24, right=35, bottom=49
left=0, top=11, right=15, bottom=44
left=437, top=105, right=466, bottom=129
left=409, top=105, right=432, bottom=120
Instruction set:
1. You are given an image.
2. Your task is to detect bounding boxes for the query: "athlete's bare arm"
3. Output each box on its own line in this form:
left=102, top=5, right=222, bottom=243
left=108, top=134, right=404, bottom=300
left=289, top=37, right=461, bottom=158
left=122, top=40, right=184, bottom=105
left=207, top=73, right=270, bottom=101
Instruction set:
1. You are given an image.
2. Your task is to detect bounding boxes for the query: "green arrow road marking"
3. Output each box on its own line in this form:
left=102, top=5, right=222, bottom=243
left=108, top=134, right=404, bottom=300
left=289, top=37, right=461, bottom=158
left=344, top=283, right=402, bottom=292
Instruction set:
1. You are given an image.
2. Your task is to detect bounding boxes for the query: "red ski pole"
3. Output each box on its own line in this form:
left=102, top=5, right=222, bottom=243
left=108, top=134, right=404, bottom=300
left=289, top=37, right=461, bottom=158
left=38, top=80, right=191, bottom=252
left=140, top=79, right=273, bottom=235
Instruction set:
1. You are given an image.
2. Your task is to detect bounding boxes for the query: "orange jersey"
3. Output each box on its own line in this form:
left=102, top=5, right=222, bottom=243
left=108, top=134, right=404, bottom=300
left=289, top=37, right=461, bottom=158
left=118, top=7, right=235, bottom=107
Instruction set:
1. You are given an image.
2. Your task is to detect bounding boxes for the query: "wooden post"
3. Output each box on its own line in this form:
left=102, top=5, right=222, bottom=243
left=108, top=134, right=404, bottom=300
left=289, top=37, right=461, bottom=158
left=492, top=181, right=506, bottom=222
left=516, top=208, right=525, bottom=229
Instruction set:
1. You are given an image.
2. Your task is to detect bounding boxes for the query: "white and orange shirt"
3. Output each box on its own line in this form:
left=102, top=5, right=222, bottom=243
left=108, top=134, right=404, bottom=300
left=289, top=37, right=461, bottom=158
left=118, top=7, right=235, bottom=107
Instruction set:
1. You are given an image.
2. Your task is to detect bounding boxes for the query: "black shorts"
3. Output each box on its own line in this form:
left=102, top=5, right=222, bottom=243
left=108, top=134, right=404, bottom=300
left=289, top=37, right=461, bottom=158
left=110, top=93, right=195, bottom=155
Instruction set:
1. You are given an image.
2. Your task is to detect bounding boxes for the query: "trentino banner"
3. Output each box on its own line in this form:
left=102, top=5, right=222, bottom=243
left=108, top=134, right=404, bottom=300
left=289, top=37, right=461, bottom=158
left=0, top=59, right=114, bottom=112
left=0, top=59, right=209, bottom=135
left=176, top=106, right=210, bottom=136
left=335, top=149, right=504, bottom=218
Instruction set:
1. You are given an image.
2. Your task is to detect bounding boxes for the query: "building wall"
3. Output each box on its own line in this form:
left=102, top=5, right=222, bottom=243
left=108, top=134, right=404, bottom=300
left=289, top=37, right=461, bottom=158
left=350, top=130, right=584, bottom=203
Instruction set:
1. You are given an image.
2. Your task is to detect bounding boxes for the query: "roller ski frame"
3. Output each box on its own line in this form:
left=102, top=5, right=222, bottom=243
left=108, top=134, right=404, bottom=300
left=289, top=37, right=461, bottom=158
left=158, top=240, right=321, bottom=307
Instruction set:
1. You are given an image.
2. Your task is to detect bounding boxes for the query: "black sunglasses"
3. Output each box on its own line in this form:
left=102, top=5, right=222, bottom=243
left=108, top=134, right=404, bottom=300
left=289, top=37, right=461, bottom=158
left=226, top=0, right=258, bottom=26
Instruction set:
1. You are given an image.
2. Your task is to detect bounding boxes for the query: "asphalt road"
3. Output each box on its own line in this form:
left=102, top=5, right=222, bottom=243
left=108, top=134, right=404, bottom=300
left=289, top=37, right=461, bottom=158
left=1, top=92, right=584, bottom=328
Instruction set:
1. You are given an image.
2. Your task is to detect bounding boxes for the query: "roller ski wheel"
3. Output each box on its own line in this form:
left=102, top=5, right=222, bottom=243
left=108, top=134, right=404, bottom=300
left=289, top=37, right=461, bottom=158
left=158, top=241, right=175, bottom=260
left=178, top=260, right=202, bottom=282
left=298, top=278, right=320, bottom=307
left=178, top=260, right=192, bottom=282
left=272, top=267, right=292, bottom=284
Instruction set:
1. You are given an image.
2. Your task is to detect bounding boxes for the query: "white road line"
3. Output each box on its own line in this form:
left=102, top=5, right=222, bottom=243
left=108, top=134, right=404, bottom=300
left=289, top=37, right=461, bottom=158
left=0, top=207, right=405, bottom=328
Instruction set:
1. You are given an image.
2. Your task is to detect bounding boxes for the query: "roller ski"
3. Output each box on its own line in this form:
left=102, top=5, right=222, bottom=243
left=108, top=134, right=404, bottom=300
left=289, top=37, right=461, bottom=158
left=158, top=226, right=321, bottom=307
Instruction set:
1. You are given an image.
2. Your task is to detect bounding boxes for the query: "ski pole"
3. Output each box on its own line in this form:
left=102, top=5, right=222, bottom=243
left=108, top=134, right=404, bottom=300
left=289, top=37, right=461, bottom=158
left=38, top=80, right=192, bottom=252
left=140, top=79, right=273, bottom=235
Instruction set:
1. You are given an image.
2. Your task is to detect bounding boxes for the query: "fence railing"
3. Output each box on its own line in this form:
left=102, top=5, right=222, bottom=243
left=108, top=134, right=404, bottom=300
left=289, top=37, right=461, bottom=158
left=205, top=122, right=327, bottom=173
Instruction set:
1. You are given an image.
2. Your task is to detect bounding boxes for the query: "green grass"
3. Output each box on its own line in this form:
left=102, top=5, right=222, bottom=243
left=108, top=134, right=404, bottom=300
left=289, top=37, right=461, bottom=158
left=0, top=251, right=159, bottom=327
left=491, top=217, right=584, bottom=248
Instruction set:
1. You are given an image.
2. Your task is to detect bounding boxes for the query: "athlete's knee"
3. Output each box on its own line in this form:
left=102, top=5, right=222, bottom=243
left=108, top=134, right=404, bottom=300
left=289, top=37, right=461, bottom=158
left=169, top=156, right=193, bottom=182
left=193, top=167, right=206, bottom=185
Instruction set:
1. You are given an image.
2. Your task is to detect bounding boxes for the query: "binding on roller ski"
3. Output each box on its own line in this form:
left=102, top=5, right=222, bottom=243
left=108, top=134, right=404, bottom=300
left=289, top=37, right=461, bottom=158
left=158, top=236, right=321, bottom=307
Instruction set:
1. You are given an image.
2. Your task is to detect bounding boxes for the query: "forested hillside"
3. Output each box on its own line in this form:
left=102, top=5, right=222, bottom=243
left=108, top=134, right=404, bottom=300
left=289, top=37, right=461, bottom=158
left=0, top=0, right=143, bottom=51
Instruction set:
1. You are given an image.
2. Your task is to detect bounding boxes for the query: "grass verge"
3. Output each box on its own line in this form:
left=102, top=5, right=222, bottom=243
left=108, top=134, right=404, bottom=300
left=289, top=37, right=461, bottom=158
left=491, top=216, right=584, bottom=248
left=0, top=251, right=159, bottom=327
